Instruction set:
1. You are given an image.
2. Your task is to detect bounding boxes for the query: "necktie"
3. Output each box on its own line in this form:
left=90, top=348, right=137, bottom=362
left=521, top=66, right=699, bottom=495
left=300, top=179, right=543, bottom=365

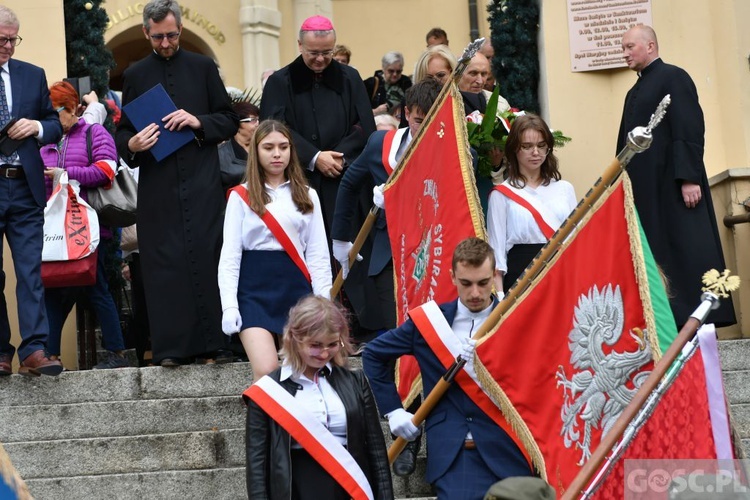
left=0, top=68, right=18, bottom=163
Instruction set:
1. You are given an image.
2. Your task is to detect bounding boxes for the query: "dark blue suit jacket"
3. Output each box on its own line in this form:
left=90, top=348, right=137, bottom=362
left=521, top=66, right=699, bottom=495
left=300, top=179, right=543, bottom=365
left=362, top=299, right=533, bottom=484
left=331, top=129, right=405, bottom=276
left=8, top=59, right=62, bottom=206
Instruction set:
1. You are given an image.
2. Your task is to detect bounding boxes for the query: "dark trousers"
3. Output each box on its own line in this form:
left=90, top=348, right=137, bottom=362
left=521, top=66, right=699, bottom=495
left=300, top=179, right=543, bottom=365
left=45, top=246, right=126, bottom=356
left=0, top=177, right=48, bottom=361
left=127, top=253, right=151, bottom=365
left=372, top=261, right=396, bottom=330
left=434, top=446, right=499, bottom=500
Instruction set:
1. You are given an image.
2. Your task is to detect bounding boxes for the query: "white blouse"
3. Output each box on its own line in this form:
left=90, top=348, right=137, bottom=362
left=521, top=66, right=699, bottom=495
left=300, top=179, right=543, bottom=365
left=280, top=363, right=347, bottom=447
left=218, top=181, right=332, bottom=310
left=487, top=179, right=577, bottom=273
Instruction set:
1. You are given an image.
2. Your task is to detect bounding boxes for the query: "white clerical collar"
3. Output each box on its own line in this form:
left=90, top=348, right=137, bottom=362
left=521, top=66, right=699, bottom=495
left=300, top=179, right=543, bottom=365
left=638, top=57, right=659, bottom=77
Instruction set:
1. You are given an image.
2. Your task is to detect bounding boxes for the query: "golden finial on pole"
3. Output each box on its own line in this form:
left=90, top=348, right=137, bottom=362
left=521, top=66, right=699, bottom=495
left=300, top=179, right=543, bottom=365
left=701, top=269, right=741, bottom=298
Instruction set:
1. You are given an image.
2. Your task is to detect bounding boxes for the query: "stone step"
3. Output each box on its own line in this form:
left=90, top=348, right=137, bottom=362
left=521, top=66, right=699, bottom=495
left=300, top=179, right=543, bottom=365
left=0, top=396, right=408, bottom=453
left=730, top=403, right=749, bottom=439
left=718, top=339, right=750, bottom=372
left=0, top=396, right=245, bottom=443
left=25, top=467, right=246, bottom=500
left=24, top=467, right=435, bottom=500
left=724, top=370, right=750, bottom=405
left=5, top=429, right=244, bottom=479
left=0, top=363, right=254, bottom=406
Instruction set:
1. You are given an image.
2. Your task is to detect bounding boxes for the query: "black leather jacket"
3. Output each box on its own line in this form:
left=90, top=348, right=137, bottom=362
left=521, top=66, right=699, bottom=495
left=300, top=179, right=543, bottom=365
left=245, top=366, right=394, bottom=500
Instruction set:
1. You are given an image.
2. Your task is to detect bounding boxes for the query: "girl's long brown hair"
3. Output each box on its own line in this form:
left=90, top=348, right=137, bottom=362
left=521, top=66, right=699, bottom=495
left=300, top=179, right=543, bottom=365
left=244, top=119, right=313, bottom=215
left=504, top=113, right=561, bottom=189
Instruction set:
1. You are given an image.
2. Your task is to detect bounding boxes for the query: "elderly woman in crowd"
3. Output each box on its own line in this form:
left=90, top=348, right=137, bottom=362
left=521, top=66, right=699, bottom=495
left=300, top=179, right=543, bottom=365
left=218, top=101, right=260, bottom=193
left=364, top=51, right=412, bottom=118
left=413, top=44, right=457, bottom=84
left=487, top=113, right=577, bottom=294
left=244, top=295, right=393, bottom=500
left=40, top=81, right=129, bottom=370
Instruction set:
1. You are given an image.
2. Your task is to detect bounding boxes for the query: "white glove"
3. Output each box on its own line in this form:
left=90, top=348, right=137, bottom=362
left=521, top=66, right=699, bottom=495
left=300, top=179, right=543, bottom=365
left=459, top=337, right=477, bottom=364
left=372, top=183, right=385, bottom=210
left=221, top=307, right=243, bottom=336
left=387, top=408, right=420, bottom=441
left=332, top=239, right=362, bottom=279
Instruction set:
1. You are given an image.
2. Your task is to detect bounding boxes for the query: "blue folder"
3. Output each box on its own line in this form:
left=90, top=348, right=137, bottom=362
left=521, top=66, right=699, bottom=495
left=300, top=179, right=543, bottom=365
left=122, top=83, right=195, bottom=162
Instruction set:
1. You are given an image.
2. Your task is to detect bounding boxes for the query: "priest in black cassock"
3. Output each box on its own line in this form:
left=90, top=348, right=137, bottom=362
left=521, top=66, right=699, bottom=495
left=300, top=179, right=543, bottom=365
left=260, top=16, right=380, bottom=333
left=617, top=25, right=735, bottom=327
left=115, top=0, right=239, bottom=365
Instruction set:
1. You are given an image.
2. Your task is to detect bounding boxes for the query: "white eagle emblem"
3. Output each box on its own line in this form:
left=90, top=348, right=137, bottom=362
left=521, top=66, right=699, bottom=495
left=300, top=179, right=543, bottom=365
left=556, top=284, right=652, bottom=465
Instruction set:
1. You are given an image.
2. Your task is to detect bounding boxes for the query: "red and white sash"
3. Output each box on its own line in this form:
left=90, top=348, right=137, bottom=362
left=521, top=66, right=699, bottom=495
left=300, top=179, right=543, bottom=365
left=244, top=376, right=375, bottom=500
left=230, top=185, right=311, bottom=283
left=408, top=301, right=533, bottom=469
left=493, top=183, right=560, bottom=239
left=381, top=127, right=409, bottom=176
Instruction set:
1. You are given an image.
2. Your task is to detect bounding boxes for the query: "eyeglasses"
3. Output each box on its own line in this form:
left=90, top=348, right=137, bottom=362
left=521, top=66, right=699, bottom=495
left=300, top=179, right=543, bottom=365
left=519, top=142, right=550, bottom=155
left=296, top=338, right=344, bottom=356
left=55, top=106, right=65, bottom=113
left=240, top=117, right=259, bottom=123
left=303, top=48, right=334, bottom=58
left=149, top=31, right=180, bottom=42
left=0, top=36, right=21, bottom=47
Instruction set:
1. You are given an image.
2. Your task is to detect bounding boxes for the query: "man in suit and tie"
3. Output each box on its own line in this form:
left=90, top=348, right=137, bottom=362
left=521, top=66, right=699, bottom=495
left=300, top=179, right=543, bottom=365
left=0, top=6, right=64, bottom=377
left=363, top=238, right=534, bottom=498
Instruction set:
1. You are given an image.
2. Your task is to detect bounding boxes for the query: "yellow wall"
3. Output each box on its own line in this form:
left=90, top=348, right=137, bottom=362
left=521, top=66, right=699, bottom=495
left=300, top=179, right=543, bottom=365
left=542, top=0, right=750, bottom=190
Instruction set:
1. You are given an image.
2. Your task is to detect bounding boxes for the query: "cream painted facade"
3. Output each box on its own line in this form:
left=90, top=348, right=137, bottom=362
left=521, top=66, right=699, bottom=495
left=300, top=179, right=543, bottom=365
left=4, top=0, right=748, bottom=369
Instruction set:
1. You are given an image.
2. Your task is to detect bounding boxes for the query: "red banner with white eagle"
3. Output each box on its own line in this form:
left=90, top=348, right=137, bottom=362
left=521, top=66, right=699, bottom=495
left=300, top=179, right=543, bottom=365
left=383, top=82, right=484, bottom=403
left=473, top=174, right=679, bottom=493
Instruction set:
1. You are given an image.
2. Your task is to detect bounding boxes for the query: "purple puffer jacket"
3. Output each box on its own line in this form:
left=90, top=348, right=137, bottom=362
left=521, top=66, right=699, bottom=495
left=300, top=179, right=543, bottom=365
left=40, top=118, right=118, bottom=237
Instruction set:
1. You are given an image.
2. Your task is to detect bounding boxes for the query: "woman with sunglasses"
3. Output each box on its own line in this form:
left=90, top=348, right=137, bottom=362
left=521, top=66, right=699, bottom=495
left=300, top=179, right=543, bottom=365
left=218, top=120, right=331, bottom=381
left=244, top=295, right=393, bottom=500
left=218, top=101, right=260, bottom=193
left=487, top=113, right=577, bottom=294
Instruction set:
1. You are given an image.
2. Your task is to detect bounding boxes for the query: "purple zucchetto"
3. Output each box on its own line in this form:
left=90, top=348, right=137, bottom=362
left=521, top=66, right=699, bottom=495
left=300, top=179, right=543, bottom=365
left=300, top=15, right=334, bottom=32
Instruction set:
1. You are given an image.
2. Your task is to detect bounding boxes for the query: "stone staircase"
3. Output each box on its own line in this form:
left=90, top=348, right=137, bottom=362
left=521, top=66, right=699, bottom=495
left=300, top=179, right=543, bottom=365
left=717, top=339, right=750, bottom=456
left=2, top=339, right=748, bottom=499
left=0, top=360, right=433, bottom=500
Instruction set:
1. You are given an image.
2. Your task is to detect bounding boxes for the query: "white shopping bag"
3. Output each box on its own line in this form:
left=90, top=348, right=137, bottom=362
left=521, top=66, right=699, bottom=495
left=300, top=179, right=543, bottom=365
left=42, top=170, right=100, bottom=262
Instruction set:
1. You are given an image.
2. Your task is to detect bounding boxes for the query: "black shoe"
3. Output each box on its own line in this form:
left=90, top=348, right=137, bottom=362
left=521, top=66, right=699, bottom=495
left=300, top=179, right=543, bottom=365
left=195, top=349, right=234, bottom=365
left=160, top=357, right=182, bottom=367
left=392, top=436, right=421, bottom=477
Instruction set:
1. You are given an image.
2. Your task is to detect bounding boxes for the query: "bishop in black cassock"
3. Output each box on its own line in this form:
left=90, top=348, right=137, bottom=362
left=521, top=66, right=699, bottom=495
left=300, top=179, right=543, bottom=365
left=260, top=22, right=380, bottom=331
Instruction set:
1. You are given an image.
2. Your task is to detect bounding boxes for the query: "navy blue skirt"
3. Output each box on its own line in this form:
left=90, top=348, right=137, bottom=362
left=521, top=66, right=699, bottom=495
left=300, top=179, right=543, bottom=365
left=238, top=250, right=312, bottom=335
left=503, top=243, right=545, bottom=293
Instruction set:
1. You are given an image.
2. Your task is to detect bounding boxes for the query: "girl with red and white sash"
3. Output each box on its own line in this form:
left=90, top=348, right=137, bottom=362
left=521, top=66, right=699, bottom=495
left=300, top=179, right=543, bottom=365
left=244, top=296, right=393, bottom=500
left=218, top=120, right=332, bottom=381
left=487, top=114, right=577, bottom=294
